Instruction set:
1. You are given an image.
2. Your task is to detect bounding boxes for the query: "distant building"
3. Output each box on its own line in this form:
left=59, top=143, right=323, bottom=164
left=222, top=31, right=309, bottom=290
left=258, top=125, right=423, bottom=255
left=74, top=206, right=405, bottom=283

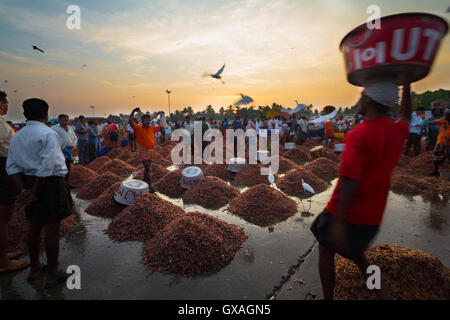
left=430, top=99, right=449, bottom=109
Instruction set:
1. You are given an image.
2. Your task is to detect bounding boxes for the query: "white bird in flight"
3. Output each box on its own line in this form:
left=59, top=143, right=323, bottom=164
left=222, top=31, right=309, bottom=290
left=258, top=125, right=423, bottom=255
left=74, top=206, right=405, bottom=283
left=233, top=93, right=254, bottom=107
left=203, top=64, right=226, bottom=84
left=301, top=179, right=315, bottom=194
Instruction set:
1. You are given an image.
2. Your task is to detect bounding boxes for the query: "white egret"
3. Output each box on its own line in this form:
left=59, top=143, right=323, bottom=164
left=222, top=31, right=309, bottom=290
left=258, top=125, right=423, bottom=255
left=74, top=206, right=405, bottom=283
left=301, top=179, right=315, bottom=194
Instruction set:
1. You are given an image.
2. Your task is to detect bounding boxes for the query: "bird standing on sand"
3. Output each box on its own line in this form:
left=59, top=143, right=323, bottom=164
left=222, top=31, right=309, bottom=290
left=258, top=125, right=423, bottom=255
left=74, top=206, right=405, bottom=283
left=302, top=179, right=315, bottom=194
left=203, top=64, right=226, bottom=84
left=32, top=45, right=44, bottom=53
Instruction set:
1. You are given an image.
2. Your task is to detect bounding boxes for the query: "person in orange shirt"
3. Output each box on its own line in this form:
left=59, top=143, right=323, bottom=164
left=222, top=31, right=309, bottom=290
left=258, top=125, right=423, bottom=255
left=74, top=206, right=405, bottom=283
left=428, top=110, right=450, bottom=178
left=128, top=108, right=166, bottom=192
left=324, top=119, right=334, bottom=145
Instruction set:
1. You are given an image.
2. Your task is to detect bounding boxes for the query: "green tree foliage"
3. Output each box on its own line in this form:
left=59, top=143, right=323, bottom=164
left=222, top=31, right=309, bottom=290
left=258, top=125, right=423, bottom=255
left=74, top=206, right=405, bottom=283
left=411, top=89, right=449, bottom=110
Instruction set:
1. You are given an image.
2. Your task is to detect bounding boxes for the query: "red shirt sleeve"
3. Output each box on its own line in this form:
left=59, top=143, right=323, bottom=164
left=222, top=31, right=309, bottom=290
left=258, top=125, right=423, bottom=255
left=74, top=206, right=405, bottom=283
left=339, top=130, right=366, bottom=180
left=154, top=126, right=162, bottom=133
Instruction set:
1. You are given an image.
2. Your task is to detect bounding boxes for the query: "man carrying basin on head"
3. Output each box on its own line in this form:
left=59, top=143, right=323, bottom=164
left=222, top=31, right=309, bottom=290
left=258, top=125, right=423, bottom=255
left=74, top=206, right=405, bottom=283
left=128, top=108, right=166, bottom=193
left=310, top=81, right=412, bottom=300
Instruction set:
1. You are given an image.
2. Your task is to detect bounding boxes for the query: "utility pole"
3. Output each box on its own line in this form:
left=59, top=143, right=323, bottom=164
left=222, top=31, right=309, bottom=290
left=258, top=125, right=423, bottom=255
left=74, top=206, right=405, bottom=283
left=89, top=105, right=95, bottom=118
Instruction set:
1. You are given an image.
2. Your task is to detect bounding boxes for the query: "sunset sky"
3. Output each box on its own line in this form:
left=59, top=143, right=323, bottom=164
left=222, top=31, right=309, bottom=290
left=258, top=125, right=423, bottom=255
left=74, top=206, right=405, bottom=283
left=0, top=0, right=449, bottom=121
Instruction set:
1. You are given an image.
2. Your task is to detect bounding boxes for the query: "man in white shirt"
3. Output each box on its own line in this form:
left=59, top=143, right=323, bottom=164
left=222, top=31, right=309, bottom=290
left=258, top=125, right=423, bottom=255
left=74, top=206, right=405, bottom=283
left=7, top=98, right=71, bottom=288
left=404, top=107, right=425, bottom=156
left=182, top=116, right=194, bottom=136
left=52, top=114, right=77, bottom=183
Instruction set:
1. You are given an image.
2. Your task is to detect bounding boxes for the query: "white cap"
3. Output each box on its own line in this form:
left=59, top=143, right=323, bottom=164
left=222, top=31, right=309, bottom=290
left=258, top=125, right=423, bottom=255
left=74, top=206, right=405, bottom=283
left=363, top=81, right=398, bottom=107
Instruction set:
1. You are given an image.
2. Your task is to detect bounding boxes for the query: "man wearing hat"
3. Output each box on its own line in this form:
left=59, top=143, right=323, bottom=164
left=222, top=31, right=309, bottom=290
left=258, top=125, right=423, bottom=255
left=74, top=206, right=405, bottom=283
left=310, top=81, right=412, bottom=300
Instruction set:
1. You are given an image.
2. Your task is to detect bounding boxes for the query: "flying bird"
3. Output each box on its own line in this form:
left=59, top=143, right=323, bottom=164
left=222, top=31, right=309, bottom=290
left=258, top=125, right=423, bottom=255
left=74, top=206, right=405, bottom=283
left=32, top=45, right=44, bottom=53
left=301, top=179, right=315, bottom=194
left=233, top=93, right=254, bottom=107
left=203, top=64, right=226, bottom=84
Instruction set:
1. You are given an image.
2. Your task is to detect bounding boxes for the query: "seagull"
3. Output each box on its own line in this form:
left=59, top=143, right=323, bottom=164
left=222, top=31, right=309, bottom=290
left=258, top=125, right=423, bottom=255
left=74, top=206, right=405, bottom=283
left=203, top=64, right=226, bottom=84
left=233, top=93, right=254, bottom=107
left=293, top=100, right=307, bottom=112
left=301, top=179, right=315, bottom=194
left=32, top=45, right=45, bottom=53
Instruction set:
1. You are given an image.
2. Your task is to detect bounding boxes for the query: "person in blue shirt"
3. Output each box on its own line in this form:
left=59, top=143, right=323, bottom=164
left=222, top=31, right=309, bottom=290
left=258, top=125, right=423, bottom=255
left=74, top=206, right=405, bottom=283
left=88, top=120, right=99, bottom=162
left=233, top=116, right=243, bottom=131
left=222, top=118, right=229, bottom=132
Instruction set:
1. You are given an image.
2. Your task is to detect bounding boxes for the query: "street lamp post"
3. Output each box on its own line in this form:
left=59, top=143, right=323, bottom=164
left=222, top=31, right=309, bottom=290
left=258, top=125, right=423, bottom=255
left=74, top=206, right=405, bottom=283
left=166, top=90, right=171, bottom=118
left=89, top=105, right=95, bottom=118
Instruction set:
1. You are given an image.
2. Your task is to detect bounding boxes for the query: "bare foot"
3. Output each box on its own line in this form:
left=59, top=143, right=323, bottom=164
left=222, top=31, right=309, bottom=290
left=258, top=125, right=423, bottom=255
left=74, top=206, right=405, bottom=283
left=0, top=259, right=30, bottom=273
left=7, top=250, right=23, bottom=259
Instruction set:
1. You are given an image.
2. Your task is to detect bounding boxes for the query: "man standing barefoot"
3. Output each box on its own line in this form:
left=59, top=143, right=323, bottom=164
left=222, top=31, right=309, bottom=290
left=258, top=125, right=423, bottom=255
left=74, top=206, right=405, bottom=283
left=7, top=98, right=71, bottom=288
left=128, top=108, right=166, bottom=192
left=310, top=82, right=412, bottom=300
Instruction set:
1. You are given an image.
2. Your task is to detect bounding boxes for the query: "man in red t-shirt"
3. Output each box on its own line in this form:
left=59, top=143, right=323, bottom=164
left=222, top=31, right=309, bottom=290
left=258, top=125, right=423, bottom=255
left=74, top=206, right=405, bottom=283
left=310, top=82, right=412, bottom=300
left=106, top=122, right=119, bottom=148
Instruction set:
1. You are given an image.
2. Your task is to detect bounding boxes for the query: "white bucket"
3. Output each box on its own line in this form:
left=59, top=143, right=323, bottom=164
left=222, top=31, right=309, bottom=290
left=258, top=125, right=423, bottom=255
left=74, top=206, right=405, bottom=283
left=335, top=144, right=345, bottom=153
left=114, top=179, right=149, bottom=205
left=284, top=142, right=295, bottom=150
left=227, top=158, right=246, bottom=173
left=180, top=166, right=203, bottom=189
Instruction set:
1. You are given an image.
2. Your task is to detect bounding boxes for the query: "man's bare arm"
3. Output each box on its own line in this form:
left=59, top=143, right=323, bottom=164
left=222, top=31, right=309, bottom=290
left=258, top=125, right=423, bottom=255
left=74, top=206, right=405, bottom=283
left=398, top=83, right=412, bottom=123
left=128, top=108, right=140, bottom=125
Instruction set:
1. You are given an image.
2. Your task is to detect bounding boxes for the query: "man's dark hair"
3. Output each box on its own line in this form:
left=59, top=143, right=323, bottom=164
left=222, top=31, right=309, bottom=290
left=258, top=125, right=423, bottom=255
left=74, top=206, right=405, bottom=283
left=142, top=114, right=151, bottom=120
left=416, top=107, right=425, bottom=112
left=0, top=90, right=7, bottom=104
left=79, top=115, right=85, bottom=119
left=23, top=98, right=49, bottom=121
left=88, top=120, right=94, bottom=125
left=58, top=114, right=69, bottom=119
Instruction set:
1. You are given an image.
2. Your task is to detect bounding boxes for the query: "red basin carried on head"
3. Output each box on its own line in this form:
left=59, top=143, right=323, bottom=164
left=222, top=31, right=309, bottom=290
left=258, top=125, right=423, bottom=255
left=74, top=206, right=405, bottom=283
left=340, top=13, right=448, bottom=86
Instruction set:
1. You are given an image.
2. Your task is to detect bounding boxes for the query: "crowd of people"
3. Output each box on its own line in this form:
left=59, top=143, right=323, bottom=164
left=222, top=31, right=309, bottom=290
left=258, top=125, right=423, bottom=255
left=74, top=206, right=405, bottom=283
left=0, top=87, right=449, bottom=295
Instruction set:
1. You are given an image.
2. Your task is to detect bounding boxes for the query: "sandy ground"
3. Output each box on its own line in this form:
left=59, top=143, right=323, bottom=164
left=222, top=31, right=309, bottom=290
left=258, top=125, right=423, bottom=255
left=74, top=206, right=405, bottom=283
left=0, top=177, right=448, bottom=300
